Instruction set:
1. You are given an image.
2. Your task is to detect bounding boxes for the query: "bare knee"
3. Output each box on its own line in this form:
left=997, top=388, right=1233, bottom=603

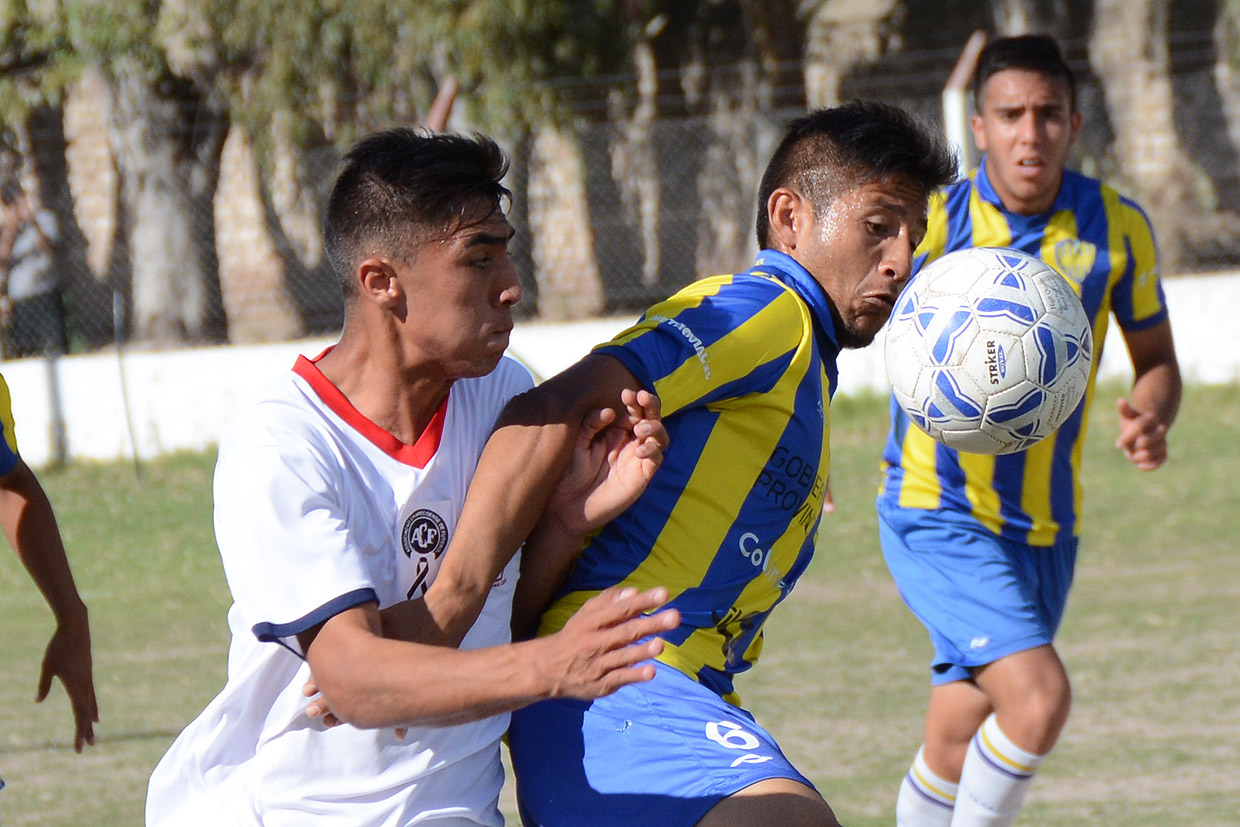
left=695, top=778, right=839, bottom=827
left=1012, top=673, right=1072, bottom=743
left=976, top=649, right=1073, bottom=753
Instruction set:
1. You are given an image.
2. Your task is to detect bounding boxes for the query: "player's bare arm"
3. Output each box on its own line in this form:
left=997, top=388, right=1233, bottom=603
left=303, top=388, right=666, bottom=725
left=298, top=586, right=678, bottom=730
left=1116, top=319, right=1181, bottom=470
left=420, top=353, right=650, bottom=644
left=0, top=459, right=98, bottom=752
left=513, top=387, right=664, bottom=638
left=369, top=383, right=665, bottom=649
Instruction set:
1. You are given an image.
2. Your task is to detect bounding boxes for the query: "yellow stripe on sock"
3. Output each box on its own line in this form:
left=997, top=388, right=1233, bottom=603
left=980, top=726, right=1038, bottom=774
left=913, top=766, right=957, bottom=802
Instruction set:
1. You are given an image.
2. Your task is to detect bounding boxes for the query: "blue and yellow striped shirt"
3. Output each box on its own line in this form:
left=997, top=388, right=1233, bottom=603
left=879, top=161, right=1169, bottom=546
left=537, top=250, right=837, bottom=703
left=0, top=374, right=20, bottom=475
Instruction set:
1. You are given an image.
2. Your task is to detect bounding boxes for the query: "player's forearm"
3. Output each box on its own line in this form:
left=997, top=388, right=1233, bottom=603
left=308, top=604, right=565, bottom=729
left=0, top=463, right=88, bottom=626
left=319, top=634, right=558, bottom=729
left=1130, top=359, right=1181, bottom=429
left=425, top=362, right=617, bottom=641
left=309, top=587, right=676, bottom=729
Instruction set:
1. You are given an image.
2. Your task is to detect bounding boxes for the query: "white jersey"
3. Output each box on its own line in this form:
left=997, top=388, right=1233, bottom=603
left=147, top=352, right=533, bottom=826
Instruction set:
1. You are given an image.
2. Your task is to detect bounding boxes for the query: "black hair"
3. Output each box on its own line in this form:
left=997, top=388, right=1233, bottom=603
left=755, top=100, right=957, bottom=249
left=323, top=128, right=511, bottom=299
left=972, top=34, right=1076, bottom=113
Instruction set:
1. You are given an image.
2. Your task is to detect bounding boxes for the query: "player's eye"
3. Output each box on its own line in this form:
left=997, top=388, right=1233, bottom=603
left=866, top=219, right=893, bottom=237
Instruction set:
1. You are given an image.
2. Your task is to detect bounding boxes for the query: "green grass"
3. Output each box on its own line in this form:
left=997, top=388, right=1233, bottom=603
left=2, top=383, right=1238, bottom=824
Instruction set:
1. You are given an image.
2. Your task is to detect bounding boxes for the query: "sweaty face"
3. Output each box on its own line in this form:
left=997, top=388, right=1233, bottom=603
left=396, top=210, right=522, bottom=380
left=972, top=68, right=1081, bottom=216
left=794, top=177, right=929, bottom=350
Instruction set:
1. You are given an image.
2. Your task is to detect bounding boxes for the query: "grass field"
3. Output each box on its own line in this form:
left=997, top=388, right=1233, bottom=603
left=1, top=381, right=1237, bottom=825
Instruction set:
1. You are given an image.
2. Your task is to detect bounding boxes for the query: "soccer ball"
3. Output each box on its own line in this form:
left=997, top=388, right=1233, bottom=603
left=884, top=247, right=1093, bottom=455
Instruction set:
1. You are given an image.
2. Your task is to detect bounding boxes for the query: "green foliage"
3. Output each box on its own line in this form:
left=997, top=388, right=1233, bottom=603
left=0, top=0, right=645, bottom=149
left=0, top=0, right=78, bottom=119
left=188, top=0, right=642, bottom=145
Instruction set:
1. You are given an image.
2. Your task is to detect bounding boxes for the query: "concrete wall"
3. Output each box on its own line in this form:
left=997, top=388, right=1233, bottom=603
left=5, top=272, right=1237, bottom=469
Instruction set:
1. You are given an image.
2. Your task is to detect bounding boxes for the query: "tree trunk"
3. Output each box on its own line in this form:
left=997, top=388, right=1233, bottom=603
left=214, top=125, right=302, bottom=343
left=11, top=105, right=113, bottom=349
left=803, top=0, right=900, bottom=107
left=107, top=58, right=229, bottom=344
left=1090, top=0, right=1211, bottom=271
left=1213, top=0, right=1240, bottom=212
left=609, top=39, right=661, bottom=287
left=990, top=0, right=1071, bottom=37
left=527, top=126, right=604, bottom=320
left=267, top=111, right=325, bottom=272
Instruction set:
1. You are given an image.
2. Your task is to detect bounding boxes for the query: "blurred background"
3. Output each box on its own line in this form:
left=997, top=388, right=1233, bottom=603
left=0, top=0, right=1237, bottom=362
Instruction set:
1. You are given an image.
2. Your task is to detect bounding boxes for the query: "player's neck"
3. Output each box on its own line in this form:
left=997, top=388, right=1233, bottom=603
left=316, top=336, right=452, bottom=446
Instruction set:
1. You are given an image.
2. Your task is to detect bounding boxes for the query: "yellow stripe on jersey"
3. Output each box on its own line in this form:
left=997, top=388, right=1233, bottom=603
left=894, top=427, right=941, bottom=510
left=542, top=251, right=838, bottom=701
left=920, top=191, right=949, bottom=259
left=881, top=165, right=1170, bottom=546
left=0, top=373, right=17, bottom=457
left=969, top=186, right=1012, bottom=248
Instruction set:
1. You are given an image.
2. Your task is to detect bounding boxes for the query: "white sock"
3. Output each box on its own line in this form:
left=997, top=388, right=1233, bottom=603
left=950, top=714, right=1047, bottom=827
left=897, top=745, right=958, bottom=827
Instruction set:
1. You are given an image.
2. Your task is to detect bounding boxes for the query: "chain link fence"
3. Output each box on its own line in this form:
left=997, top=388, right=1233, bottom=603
left=5, top=42, right=1240, bottom=359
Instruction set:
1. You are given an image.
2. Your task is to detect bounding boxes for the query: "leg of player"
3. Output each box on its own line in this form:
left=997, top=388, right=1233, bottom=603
left=695, top=778, right=840, bottom=827
left=948, top=645, right=1071, bottom=827
left=897, top=680, right=992, bottom=826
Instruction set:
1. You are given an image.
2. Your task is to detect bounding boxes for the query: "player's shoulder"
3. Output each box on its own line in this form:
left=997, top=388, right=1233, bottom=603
left=642, top=270, right=796, bottom=329
left=219, top=371, right=328, bottom=454
left=1065, top=169, right=1152, bottom=228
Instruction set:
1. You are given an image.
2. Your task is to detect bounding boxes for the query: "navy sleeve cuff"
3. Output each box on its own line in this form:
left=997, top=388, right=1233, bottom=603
left=251, top=588, right=379, bottom=658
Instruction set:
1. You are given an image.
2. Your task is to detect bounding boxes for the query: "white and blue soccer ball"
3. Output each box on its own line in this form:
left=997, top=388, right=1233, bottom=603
left=884, top=247, right=1093, bottom=455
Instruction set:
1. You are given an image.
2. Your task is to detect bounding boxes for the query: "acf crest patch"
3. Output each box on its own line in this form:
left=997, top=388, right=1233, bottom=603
left=402, top=508, right=449, bottom=599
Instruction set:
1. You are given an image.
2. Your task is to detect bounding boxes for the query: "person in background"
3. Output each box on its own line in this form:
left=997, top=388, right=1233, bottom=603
left=0, top=182, right=67, bottom=358
left=877, top=34, right=1181, bottom=827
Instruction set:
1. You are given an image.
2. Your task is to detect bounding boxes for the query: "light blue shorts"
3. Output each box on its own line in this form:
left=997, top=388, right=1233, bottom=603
left=508, top=660, right=814, bottom=827
left=876, top=502, right=1077, bottom=685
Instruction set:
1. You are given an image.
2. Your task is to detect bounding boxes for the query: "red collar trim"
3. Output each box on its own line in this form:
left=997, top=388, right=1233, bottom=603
left=292, top=351, right=446, bottom=469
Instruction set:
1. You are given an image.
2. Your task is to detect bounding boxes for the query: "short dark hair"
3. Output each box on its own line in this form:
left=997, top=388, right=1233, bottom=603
left=972, top=34, right=1076, bottom=113
left=755, top=101, right=957, bottom=249
left=324, top=128, right=511, bottom=299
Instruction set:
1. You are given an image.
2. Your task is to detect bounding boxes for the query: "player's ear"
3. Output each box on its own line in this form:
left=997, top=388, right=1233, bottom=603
left=1068, top=110, right=1083, bottom=147
left=356, top=257, right=403, bottom=309
left=766, top=187, right=810, bottom=253
left=970, top=113, right=987, bottom=153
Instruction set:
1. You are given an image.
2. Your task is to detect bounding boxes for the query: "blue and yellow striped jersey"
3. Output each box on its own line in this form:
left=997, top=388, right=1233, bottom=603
left=537, top=250, right=837, bottom=704
left=878, top=161, right=1169, bottom=546
left=0, top=373, right=19, bottom=475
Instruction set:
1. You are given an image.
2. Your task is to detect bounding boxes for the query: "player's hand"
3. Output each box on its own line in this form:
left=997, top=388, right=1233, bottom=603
left=533, top=585, right=679, bottom=701
left=546, top=389, right=666, bottom=537
left=38, top=617, right=98, bottom=753
left=303, top=678, right=407, bottom=739
left=1115, top=397, right=1168, bottom=470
